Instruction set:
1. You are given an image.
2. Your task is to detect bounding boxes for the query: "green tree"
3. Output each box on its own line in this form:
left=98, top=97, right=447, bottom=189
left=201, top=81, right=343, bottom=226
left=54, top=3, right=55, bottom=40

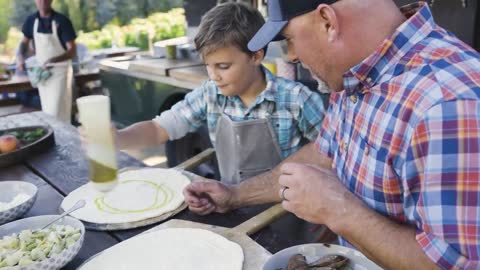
left=96, top=0, right=118, bottom=26
left=52, top=0, right=68, bottom=15
left=114, top=0, right=139, bottom=25
left=82, top=0, right=99, bottom=32
left=142, top=0, right=183, bottom=15
left=66, top=0, right=83, bottom=32
left=9, top=0, right=184, bottom=36
left=10, top=0, right=37, bottom=28
left=0, top=0, right=13, bottom=42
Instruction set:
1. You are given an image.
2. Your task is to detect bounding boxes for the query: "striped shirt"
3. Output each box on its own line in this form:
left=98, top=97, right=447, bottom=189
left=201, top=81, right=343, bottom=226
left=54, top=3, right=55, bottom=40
left=156, top=66, right=326, bottom=158
left=315, top=3, right=480, bottom=269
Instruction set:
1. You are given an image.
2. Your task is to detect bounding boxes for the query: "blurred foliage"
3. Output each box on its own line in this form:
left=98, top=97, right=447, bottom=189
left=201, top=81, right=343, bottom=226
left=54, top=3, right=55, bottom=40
left=0, top=0, right=12, bottom=43
left=0, top=0, right=183, bottom=56
left=9, top=0, right=37, bottom=28
left=52, top=0, right=182, bottom=33
left=1, top=28, right=23, bottom=57
left=77, top=8, right=186, bottom=50
left=7, top=0, right=182, bottom=33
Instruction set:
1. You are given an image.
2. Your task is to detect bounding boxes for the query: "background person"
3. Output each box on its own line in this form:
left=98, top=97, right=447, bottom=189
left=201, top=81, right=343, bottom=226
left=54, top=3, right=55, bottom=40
left=17, top=0, right=77, bottom=122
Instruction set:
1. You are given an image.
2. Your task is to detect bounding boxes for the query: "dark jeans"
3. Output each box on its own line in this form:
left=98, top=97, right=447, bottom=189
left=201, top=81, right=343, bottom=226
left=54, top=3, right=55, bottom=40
left=15, top=69, right=42, bottom=109
left=17, top=90, right=41, bottom=109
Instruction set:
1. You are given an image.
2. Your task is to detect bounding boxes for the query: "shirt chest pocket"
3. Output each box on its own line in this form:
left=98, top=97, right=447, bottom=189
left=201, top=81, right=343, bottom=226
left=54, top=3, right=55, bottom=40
left=270, top=110, right=294, bottom=149
left=345, top=134, right=383, bottom=181
left=345, top=132, right=403, bottom=213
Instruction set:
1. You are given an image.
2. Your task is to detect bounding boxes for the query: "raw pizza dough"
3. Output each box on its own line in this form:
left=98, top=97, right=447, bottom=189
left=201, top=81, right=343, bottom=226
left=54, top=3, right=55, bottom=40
left=61, top=168, right=190, bottom=224
left=79, top=228, right=244, bottom=270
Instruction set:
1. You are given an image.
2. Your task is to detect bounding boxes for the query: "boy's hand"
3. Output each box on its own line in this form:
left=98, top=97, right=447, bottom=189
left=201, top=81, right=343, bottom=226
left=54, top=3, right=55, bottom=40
left=183, top=180, right=234, bottom=215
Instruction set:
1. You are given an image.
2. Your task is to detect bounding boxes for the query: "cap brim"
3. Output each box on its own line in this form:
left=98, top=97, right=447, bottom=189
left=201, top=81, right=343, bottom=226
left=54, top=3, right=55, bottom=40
left=248, top=20, right=288, bottom=52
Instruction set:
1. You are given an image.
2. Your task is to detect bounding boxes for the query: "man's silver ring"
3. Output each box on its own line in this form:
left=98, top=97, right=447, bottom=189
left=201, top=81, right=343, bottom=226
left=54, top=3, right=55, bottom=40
left=281, top=186, right=289, bottom=201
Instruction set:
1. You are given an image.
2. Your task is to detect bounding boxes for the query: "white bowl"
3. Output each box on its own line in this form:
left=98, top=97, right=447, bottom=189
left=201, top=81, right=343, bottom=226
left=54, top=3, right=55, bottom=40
left=0, top=181, right=38, bottom=225
left=263, top=243, right=383, bottom=270
left=0, top=215, right=85, bottom=270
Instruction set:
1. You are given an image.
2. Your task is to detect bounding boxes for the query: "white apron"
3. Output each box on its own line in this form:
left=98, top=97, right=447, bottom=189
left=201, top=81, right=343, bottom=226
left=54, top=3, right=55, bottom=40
left=33, top=18, right=73, bottom=123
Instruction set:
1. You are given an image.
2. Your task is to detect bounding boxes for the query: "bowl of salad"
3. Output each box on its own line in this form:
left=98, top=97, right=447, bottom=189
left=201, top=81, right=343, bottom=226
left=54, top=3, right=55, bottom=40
left=0, top=126, right=55, bottom=168
left=0, top=215, right=85, bottom=269
left=0, top=181, right=38, bottom=225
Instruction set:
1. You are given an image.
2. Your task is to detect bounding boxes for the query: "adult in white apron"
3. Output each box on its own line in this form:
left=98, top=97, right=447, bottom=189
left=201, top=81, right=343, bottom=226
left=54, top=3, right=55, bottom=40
left=215, top=98, right=282, bottom=184
left=33, top=18, right=73, bottom=123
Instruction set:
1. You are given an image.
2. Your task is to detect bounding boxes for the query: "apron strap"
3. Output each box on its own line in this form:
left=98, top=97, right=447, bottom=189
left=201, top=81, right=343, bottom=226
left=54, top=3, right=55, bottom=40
left=51, top=20, right=58, bottom=36
left=221, top=95, right=228, bottom=112
left=33, top=18, right=56, bottom=34
left=34, top=18, right=39, bottom=34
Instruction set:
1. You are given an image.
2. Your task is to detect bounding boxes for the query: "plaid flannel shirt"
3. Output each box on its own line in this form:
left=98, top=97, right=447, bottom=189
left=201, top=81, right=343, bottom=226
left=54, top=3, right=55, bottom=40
left=156, top=67, right=326, bottom=159
left=315, top=3, right=480, bottom=269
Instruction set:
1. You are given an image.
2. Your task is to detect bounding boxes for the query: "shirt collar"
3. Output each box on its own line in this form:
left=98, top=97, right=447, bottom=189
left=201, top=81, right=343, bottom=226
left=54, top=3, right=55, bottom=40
left=343, top=2, right=436, bottom=95
left=259, top=65, right=277, bottom=102
left=36, top=9, right=56, bottom=19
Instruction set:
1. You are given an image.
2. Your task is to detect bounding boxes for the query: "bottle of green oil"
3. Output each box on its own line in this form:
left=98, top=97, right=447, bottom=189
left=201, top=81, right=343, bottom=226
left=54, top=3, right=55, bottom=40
left=89, top=158, right=117, bottom=183
left=77, top=95, right=118, bottom=192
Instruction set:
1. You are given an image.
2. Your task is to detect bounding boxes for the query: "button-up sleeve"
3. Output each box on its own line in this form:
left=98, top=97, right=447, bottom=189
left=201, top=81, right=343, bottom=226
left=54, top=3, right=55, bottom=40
left=405, top=100, right=480, bottom=270
left=153, top=82, right=209, bottom=140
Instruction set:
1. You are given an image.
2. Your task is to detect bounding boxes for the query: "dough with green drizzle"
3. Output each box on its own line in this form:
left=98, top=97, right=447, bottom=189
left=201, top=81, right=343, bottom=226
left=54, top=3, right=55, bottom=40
left=61, top=168, right=190, bottom=224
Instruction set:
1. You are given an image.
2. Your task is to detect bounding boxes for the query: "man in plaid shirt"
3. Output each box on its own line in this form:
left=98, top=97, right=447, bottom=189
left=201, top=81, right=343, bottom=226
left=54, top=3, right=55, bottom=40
left=184, top=0, right=480, bottom=269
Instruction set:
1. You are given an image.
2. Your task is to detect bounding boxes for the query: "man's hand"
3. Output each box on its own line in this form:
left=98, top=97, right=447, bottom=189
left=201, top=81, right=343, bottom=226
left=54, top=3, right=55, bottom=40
left=183, top=180, right=234, bottom=215
left=278, top=162, right=360, bottom=228
left=42, top=58, right=53, bottom=70
left=40, top=40, right=77, bottom=69
left=16, top=61, right=26, bottom=72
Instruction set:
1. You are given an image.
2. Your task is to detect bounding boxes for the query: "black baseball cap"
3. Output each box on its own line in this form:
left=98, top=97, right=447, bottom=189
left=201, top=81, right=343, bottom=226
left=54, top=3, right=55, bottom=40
left=248, top=0, right=336, bottom=52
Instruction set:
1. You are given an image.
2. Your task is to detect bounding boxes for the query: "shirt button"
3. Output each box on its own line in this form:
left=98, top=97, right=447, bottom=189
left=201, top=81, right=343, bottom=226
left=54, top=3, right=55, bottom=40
left=344, top=141, right=349, bottom=151
left=365, top=146, right=370, bottom=155
left=366, top=77, right=373, bottom=83
left=349, top=95, right=358, bottom=104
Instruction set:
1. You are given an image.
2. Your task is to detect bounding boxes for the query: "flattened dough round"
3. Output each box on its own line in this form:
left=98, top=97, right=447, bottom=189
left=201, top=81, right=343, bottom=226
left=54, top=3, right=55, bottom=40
left=61, top=168, right=190, bottom=224
left=79, top=228, right=244, bottom=270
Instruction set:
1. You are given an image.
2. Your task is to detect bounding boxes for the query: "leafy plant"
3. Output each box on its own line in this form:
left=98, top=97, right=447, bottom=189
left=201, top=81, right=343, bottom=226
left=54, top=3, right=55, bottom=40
left=77, top=8, right=185, bottom=50
left=6, top=128, right=45, bottom=144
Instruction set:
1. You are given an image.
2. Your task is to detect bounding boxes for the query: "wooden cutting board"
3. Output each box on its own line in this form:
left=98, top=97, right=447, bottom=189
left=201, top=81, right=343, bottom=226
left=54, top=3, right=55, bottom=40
left=129, top=58, right=203, bottom=76
left=146, top=204, right=286, bottom=269
left=169, top=65, right=208, bottom=85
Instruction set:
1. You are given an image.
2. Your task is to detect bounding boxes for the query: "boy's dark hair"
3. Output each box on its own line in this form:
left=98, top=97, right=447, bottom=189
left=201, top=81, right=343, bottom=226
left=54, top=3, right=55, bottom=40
left=194, top=2, right=267, bottom=57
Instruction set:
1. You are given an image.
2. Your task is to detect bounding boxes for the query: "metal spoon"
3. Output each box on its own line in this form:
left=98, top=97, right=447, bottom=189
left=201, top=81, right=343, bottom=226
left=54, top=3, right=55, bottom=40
left=41, top=199, right=86, bottom=229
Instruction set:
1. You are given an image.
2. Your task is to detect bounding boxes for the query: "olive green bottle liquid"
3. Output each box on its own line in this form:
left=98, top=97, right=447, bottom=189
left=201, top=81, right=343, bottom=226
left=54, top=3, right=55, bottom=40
left=89, top=158, right=118, bottom=183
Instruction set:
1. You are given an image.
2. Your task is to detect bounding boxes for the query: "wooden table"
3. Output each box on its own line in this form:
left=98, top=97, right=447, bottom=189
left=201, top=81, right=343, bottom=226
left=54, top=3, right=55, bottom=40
left=99, top=57, right=207, bottom=90
left=89, top=47, right=140, bottom=58
left=0, top=112, right=318, bottom=269
left=0, top=71, right=100, bottom=95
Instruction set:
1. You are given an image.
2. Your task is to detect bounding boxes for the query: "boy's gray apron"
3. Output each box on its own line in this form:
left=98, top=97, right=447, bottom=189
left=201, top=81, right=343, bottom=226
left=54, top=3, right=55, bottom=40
left=215, top=97, right=333, bottom=243
left=215, top=98, right=282, bottom=184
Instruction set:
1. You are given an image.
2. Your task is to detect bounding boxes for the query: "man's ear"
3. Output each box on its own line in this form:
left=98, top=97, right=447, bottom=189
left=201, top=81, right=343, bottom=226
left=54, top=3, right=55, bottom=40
left=316, top=4, right=339, bottom=43
left=251, top=49, right=265, bottom=65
